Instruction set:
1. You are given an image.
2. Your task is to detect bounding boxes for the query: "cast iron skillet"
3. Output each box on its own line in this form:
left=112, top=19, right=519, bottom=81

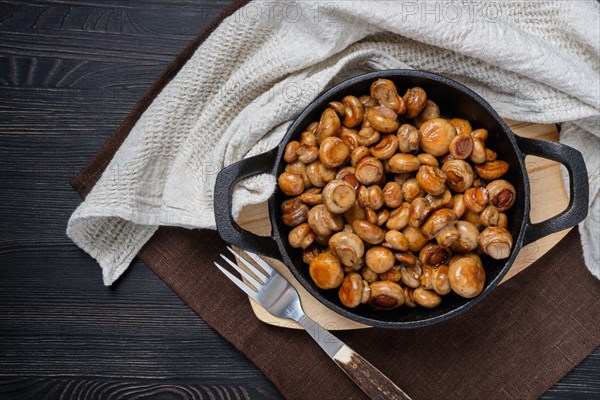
left=214, top=70, right=589, bottom=329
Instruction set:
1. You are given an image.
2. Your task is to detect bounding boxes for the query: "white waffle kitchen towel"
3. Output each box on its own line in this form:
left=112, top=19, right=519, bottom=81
left=67, top=0, right=600, bottom=285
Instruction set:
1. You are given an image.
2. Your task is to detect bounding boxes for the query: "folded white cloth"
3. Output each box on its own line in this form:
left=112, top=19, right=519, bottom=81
left=67, top=0, right=600, bottom=285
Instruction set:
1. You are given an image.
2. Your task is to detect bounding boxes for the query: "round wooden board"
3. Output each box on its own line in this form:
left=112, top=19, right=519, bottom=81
left=235, top=120, right=571, bottom=330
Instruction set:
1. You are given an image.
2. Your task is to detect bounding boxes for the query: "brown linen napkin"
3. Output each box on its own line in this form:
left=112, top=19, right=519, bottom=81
left=70, top=1, right=600, bottom=398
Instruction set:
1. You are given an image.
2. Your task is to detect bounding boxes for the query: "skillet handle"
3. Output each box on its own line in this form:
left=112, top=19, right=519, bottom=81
left=214, top=148, right=281, bottom=259
left=515, top=136, right=589, bottom=246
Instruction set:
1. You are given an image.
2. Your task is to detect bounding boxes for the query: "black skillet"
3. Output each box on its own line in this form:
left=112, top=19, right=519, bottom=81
left=214, top=69, right=589, bottom=329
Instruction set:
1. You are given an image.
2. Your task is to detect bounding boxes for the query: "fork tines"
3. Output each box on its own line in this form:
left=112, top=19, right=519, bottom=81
left=213, top=247, right=274, bottom=298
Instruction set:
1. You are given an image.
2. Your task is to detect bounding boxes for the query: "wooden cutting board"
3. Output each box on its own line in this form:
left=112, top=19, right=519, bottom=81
left=236, top=120, right=571, bottom=330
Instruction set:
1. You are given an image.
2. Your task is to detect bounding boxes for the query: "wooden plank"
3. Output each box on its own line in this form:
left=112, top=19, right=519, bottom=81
left=0, top=378, right=276, bottom=400
left=0, top=0, right=281, bottom=396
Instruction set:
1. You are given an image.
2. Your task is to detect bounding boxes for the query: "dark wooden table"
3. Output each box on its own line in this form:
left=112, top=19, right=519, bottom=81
left=0, top=1, right=598, bottom=398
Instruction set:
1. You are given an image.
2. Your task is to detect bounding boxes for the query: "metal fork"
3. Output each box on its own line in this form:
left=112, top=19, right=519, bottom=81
left=214, top=247, right=412, bottom=400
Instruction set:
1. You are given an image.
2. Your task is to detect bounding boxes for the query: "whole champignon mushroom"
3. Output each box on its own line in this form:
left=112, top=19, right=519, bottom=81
left=364, top=208, right=378, bottom=225
left=305, top=160, right=336, bottom=187
left=402, top=226, right=429, bottom=252
left=309, top=252, right=344, bottom=289
left=359, top=95, right=378, bottom=109
left=419, top=242, right=451, bottom=266
left=352, top=220, right=386, bottom=245
left=296, top=144, right=319, bottom=164
left=426, top=189, right=453, bottom=211
left=452, top=193, right=466, bottom=218
left=383, top=181, right=403, bottom=208
left=469, top=137, right=487, bottom=164
left=383, top=230, right=409, bottom=252
left=328, top=101, right=346, bottom=116
left=319, top=136, right=350, bottom=169
left=340, top=127, right=360, bottom=152
left=338, top=272, right=370, bottom=308
left=341, top=95, right=364, bottom=128
left=412, top=287, right=442, bottom=308
left=307, top=204, right=344, bottom=238
left=278, top=172, right=304, bottom=196
left=386, top=202, right=410, bottom=231
left=367, top=281, right=405, bottom=310
left=403, top=87, right=428, bottom=118
left=400, top=263, right=422, bottom=288
left=479, top=205, right=500, bottom=227
left=470, top=128, right=489, bottom=142
left=284, top=141, right=300, bottom=163
left=421, top=209, right=460, bottom=248
left=377, top=209, right=390, bottom=226
left=361, top=266, right=379, bottom=284
left=388, top=154, right=421, bottom=174
left=354, top=156, right=384, bottom=185
left=408, top=197, right=432, bottom=228
left=316, top=108, right=341, bottom=144
left=463, top=186, right=489, bottom=213
left=479, top=226, right=513, bottom=259
left=486, top=179, right=516, bottom=212
left=449, top=118, right=473, bottom=136
left=420, top=264, right=451, bottom=295
left=379, top=265, right=402, bottom=282
left=485, top=148, right=497, bottom=162
left=322, top=179, right=357, bottom=214
left=449, top=253, right=486, bottom=298
left=300, top=187, right=322, bottom=205
left=402, top=178, right=425, bottom=203
left=370, top=79, right=406, bottom=114
left=300, top=130, right=318, bottom=146
left=397, top=124, right=421, bottom=153
left=475, top=160, right=509, bottom=181
left=281, top=197, right=309, bottom=227
left=442, top=160, right=474, bottom=193
left=394, top=251, right=418, bottom=265
left=370, top=135, right=399, bottom=160
left=419, top=118, right=457, bottom=156
left=288, top=223, right=316, bottom=249
left=366, top=106, right=400, bottom=133
left=358, top=125, right=381, bottom=147
left=329, top=231, right=365, bottom=270
left=413, top=100, right=440, bottom=128
left=365, top=246, right=395, bottom=274
left=449, top=134, right=474, bottom=159
left=416, top=165, right=447, bottom=195
left=449, top=221, right=480, bottom=253
left=416, top=153, right=439, bottom=167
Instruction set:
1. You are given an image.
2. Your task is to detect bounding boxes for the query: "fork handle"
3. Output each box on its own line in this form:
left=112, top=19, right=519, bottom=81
left=298, top=317, right=411, bottom=400
left=332, top=344, right=412, bottom=400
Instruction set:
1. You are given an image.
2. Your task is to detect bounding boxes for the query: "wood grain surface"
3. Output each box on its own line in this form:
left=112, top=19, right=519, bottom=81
left=0, top=1, right=597, bottom=399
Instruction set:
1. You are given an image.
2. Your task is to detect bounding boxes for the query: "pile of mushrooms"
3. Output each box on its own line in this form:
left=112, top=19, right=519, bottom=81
left=278, top=79, right=515, bottom=311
